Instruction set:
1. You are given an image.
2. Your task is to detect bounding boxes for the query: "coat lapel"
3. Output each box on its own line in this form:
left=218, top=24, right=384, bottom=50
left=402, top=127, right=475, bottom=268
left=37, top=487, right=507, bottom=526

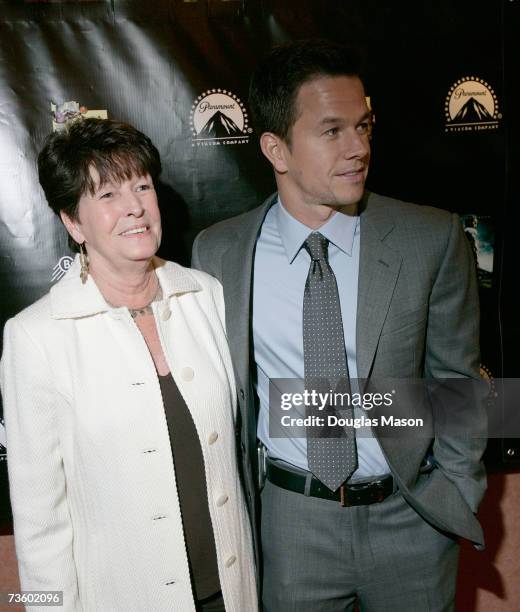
left=356, top=195, right=429, bottom=481
left=356, top=194, right=402, bottom=379
left=221, top=194, right=277, bottom=392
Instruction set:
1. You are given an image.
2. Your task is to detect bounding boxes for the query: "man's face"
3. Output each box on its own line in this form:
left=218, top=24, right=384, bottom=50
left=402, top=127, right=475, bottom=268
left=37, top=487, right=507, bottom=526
left=274, top=75, right=371, bottom=223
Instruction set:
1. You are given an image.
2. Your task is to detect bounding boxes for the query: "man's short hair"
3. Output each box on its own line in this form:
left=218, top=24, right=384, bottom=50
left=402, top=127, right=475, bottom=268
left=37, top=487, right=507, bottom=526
left=248, top=39, right=365, bottom=142
left=38, top=118, right=161, bottom=251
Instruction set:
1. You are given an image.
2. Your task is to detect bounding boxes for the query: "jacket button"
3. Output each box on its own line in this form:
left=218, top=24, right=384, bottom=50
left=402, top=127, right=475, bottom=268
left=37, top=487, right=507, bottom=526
left=208, top=432, right=219, bottom=445
left=181, top=367, right=194, bottom=381
left=225, top=555, right=236, bottom=568
left=162, top=307, right=171, bottom=321
left=240, top=389, right=245, bottom=400
left=216, top=494, right=229, bottom=507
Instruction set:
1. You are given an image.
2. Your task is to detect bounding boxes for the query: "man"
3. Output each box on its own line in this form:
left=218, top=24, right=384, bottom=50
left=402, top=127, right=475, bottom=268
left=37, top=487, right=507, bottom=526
left=192, top=40, right=486, bottom=611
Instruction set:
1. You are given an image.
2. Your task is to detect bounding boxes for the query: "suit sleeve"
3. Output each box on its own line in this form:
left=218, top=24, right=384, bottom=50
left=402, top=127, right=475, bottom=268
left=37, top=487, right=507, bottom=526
left=191, top=229, right=208, bottom=273
left=1, top=318, right=81, bottom=611
left=425, top=213, right=487, bottom=513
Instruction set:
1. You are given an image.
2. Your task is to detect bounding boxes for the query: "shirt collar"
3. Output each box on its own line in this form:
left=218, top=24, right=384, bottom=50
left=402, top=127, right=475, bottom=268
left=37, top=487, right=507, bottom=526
left=276, top=197, right=359, bottom=263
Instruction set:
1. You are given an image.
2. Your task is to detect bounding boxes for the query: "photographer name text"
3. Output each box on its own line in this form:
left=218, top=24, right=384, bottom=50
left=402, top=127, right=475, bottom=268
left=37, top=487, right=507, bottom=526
left=280, top=415, right=423, bottom=428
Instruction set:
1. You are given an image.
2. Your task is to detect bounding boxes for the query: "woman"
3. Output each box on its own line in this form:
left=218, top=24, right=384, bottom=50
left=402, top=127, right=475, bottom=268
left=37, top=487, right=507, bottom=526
left=0, top=118, right=257, bottom=612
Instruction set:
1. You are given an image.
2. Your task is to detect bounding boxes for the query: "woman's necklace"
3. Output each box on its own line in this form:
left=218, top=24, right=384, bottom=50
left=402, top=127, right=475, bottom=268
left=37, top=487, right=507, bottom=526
left=128, top=285, right=163, bottom=319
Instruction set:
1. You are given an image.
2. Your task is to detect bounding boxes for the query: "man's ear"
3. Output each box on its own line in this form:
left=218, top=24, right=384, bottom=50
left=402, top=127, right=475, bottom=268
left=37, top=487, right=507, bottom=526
left=259, top=132, right=289, bottom=174
left=60, top=210, right=85, bottom=245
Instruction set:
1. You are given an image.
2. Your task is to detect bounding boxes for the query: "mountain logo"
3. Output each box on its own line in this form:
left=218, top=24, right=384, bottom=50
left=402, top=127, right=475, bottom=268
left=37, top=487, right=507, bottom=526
left=191, top=89, right=251, bottom=146
left=445, top=77, right=501, bottom=132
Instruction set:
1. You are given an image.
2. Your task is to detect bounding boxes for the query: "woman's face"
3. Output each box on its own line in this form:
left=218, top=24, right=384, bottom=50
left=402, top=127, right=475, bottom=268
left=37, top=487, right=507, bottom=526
left=62, top=166, right=162, bottom=273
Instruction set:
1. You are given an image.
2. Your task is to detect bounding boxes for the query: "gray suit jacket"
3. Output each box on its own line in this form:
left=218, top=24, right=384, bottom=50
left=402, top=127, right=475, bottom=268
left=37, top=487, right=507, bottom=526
left=192, top=191, right=487, bottom=549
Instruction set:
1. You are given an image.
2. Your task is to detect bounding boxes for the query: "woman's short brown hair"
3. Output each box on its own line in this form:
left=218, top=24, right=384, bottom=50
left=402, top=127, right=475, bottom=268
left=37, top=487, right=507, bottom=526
left=38, top=118, right=162, bottom=251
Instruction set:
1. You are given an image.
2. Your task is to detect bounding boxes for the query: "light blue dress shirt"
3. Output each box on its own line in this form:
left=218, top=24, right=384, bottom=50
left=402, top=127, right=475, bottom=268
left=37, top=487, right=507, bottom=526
left=253, top=199, right=390, bottom=479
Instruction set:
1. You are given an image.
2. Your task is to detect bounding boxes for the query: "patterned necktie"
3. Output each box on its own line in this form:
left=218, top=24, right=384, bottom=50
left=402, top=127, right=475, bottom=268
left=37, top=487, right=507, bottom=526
left=303, top=232, right=357, bottom=491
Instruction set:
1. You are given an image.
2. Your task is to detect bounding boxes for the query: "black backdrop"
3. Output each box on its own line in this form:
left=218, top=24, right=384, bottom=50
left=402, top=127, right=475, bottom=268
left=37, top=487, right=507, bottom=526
left=1, top=0, right=519, bottom=524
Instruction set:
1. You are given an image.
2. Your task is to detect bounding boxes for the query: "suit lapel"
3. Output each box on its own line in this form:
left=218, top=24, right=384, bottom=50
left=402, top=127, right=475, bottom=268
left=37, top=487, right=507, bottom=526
left=221, top=194, right=277, bottom=392
left=356, top=194, right=402, bottom=379
left=356, top=194, right=426, bottom=481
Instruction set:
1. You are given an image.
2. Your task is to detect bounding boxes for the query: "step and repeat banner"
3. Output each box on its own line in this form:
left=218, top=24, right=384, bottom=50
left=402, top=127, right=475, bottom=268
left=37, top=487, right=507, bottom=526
left=0, top=0, right=517, bottom=523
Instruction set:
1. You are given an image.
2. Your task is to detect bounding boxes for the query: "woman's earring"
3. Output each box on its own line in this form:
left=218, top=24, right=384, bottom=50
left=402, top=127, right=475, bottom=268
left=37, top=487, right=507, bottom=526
left=79, top=242, right=89, bottom=284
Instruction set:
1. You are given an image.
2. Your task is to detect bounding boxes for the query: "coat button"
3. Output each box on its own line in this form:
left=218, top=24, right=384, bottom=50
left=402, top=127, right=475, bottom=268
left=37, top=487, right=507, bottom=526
left=208, top=432, right=219, bottom=445
left=239, top=389, right=245, bottom=400
left=225, top=555, right=236, bottom=568
left=161, top=307, right=171, bottom=321
left=216, top=494, right=228, bottom=507
left=181, top=367, right=194, bottom=381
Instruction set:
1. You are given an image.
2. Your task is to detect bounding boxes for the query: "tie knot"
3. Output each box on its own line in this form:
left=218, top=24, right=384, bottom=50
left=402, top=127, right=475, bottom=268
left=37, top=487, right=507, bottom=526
left=304, top=232, right=329, bottom=262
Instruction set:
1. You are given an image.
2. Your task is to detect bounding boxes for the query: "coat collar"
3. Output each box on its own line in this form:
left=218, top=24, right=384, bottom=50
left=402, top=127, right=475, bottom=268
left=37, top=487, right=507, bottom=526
left=50, top=255, right=201, bottom=319
left=358, top=190, right=395, bottom=239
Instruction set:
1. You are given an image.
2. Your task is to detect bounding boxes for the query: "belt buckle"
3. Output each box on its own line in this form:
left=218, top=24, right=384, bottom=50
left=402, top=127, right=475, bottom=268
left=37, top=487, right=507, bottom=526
left=370, top=480, right=386, bottom=503
left=340, top=479, right=386, bottom=507
left=340, top=481, right=366, bottom=507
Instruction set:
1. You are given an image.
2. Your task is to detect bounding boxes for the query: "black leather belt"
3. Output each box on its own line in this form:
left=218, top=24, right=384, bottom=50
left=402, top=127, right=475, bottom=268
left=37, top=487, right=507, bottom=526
left=266, top=460, right=394, bottom=507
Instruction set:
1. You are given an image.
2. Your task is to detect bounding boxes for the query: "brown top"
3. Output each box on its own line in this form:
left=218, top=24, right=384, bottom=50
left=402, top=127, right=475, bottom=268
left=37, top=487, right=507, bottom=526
left=158, top=373, right=221, bottom=601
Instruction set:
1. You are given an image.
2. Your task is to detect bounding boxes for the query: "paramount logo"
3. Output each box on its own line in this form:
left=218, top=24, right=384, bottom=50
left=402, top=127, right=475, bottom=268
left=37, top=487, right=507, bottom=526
left=445, top=77, right=501, bottom=133
left=190, top=89, right=251, bottom=146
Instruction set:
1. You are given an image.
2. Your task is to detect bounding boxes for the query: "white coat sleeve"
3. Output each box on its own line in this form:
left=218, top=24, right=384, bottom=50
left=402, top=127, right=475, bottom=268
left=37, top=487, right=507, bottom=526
left=1, top=317, right=81, bottom=612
